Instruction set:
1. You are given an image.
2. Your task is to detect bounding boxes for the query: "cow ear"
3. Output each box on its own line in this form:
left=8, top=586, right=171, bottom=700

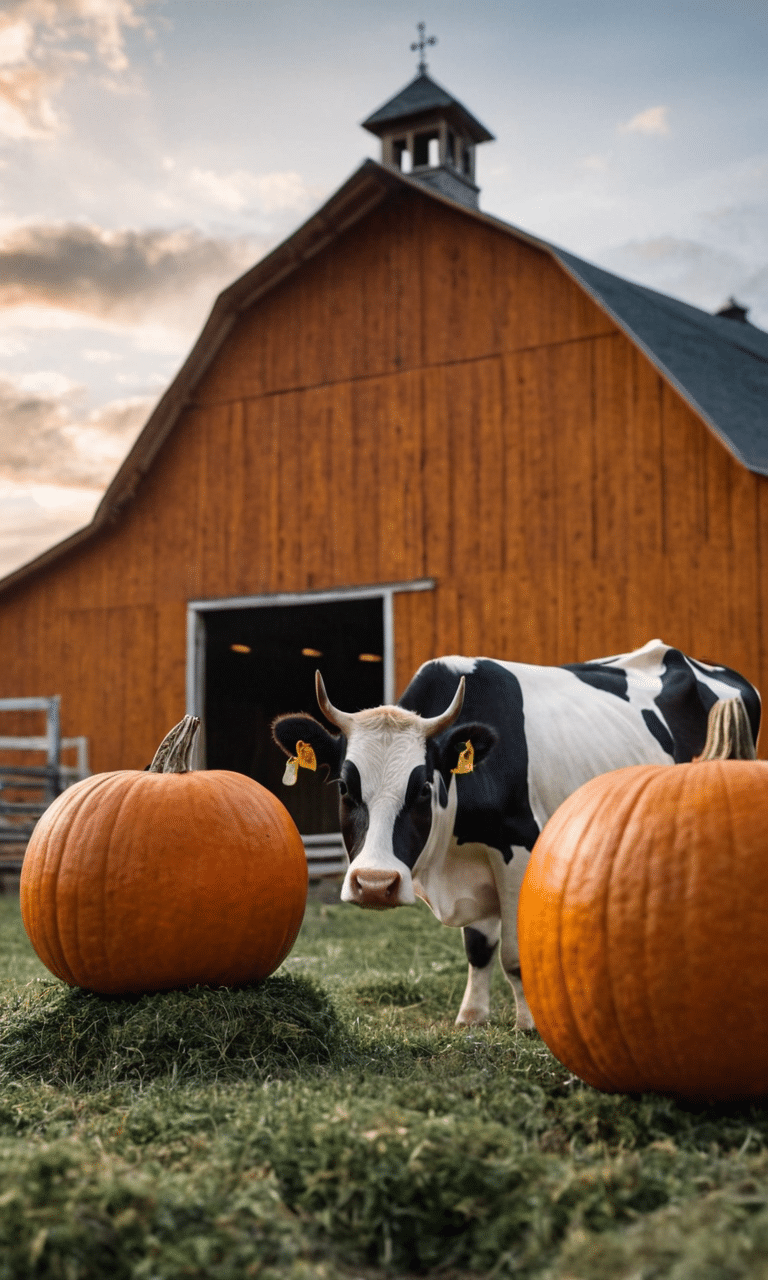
left=437, top=722, right=498, bottom=775
left=271, top=713, right=345, bottom=781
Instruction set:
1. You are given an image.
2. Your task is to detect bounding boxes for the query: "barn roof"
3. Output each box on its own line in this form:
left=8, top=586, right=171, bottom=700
left=2, top=158, right=767, bottom=594
left=553, top=250, right=768, bottom=476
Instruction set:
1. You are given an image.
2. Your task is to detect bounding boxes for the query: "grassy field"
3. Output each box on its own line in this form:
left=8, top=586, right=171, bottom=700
left=1, top=885, right=768, bottom=1279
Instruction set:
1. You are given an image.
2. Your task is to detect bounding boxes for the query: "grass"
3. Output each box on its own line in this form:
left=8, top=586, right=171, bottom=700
left=1, top=890, right=768, bottom=1277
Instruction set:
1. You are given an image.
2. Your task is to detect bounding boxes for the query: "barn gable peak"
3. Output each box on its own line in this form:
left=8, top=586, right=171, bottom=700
left=361, top=57, right=493, bottom=210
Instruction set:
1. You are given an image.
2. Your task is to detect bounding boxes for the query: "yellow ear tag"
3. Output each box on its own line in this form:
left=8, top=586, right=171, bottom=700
left=282, top=757, right=299, bottom=786
left=296, top=741, right=317, bottom=772
left=452, top=741, right=474, bottom=775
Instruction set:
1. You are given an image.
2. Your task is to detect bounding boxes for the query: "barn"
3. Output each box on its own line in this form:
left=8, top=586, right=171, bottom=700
left=1, top=67, right=768, bottom=859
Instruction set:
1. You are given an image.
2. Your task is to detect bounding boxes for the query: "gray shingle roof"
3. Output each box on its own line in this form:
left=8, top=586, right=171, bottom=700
left=361, top=73, right=494, bottom=143
left=552, top=249, right=768, bottom=475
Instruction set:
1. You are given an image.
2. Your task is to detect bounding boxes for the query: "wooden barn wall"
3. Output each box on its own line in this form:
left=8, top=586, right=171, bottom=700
left=0, top=189, right=766, bottom=769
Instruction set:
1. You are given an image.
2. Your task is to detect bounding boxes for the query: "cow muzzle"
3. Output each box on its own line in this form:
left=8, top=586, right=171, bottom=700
left=346, top=867, right=402, bottom=908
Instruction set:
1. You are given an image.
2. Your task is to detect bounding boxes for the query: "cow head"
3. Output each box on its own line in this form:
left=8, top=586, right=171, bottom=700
left=272, top=672, right=497, bottom=908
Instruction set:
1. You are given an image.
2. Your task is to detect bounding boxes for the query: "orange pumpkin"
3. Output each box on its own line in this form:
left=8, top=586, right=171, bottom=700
left=20, top=717, right=308, bottom=995
left=518, top=702, right=768, bottom=1100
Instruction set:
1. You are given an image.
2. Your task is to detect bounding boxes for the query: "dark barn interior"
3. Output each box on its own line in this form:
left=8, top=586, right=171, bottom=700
left=203, top=597, right=385, bottom=834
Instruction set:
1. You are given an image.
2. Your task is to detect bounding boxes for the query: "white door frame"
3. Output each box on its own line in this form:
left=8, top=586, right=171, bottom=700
left=186, top=578, right=435, bottom=760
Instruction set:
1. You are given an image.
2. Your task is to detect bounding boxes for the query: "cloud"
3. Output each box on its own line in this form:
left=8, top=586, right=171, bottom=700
left=0, top=0, right=158, bottom=139
left=0, top=48, right=68, bottom=139
left=596, top=235, right=768, bottom=330
left=185, top=166, right=318, bottom=216
left=619, top=105, right=670, bottom=136
left=0, top=479, right=101, bottom=577
left=83, top=347, right=122, bottom=363
left=0, top=370, right=150, bottom=486
left=0, top=220, right=266, bottom=333
left=579, top=153, right=610, bottom=173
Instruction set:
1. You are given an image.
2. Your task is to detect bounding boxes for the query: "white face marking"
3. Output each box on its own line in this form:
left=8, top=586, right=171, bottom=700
left=340, top=710, right=430, bottom=901
left=346, top=713, right=426, bottom=812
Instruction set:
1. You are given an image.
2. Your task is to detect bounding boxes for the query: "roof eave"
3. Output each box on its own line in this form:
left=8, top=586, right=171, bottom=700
left=363, top=104, right=494, bottom=144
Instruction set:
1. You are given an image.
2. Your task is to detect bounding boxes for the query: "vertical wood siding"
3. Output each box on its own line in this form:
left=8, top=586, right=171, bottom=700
left=0, top=189, right=766, bottom=767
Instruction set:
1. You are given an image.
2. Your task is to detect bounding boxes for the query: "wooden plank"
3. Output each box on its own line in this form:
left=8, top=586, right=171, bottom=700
left=298, top=384, right=334, bottom=591
left=546, top=339, right=597, bottom=661
left=153, top=602, right=187, bottom=745
left=237, top=395, right=273, bottom=596
left=327, top=381, right=357, bottom=585
left=221, top=399, right=246, bottom=595
left=271, top=392, right=302, bottom=592
left=512, top=347, right=560, bottom=663
left=589, top=334, right=630, bottom=656
left=375, top=370, right=423, bottom=586
left=475, top=357, right=506, bottom=580
left=421, top=364, right=454, bottom=586
left=348, top=378, right=384, bottom=586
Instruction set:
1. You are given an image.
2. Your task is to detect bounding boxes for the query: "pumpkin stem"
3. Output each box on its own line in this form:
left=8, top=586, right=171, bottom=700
left=147, top=716, right=201, bottom=773
left=695, top=698, right=756, bottom=761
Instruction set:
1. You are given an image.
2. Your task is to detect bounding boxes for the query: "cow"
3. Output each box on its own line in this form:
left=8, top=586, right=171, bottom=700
left=272, top=639, right=760, bottom=1029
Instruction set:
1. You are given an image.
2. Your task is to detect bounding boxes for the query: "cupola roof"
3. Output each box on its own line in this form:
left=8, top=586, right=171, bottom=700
left=362, top=71, right=494, bottom=145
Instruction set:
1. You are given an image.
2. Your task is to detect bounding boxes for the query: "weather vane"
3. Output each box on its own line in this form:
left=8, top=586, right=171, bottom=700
left=411, top=22, right=437, bottom=74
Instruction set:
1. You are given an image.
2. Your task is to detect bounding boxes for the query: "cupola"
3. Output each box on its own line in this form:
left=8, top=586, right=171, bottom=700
left=362, top=24, right=494, bottom=210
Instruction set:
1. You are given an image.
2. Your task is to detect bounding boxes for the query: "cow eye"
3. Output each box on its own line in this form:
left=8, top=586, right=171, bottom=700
left=418, top=780, right=432, bottom=803
left=339, top=780, right=356, bottom=805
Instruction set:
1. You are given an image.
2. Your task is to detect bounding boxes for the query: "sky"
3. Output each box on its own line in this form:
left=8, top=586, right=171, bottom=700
left=1, top=0, right=767, bottom=578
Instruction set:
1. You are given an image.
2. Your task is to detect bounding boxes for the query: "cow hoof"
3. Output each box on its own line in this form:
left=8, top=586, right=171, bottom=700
left=455, top=1008, right=489, bottom=1026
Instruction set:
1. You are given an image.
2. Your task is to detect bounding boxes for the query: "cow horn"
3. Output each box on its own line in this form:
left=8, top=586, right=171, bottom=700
left=315, top=670, right=356, bottom=736
left=421, top=676, right=466, bottom=737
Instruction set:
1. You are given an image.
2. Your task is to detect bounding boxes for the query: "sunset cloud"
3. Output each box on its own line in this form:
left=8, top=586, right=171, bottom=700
left=0, top=0, right=158, bottom=139
left=0, top=371, right=150, bottom=486
left=0, top=221, right=265, bottom=333
left=0, top=479, right=101, bottom=577
left=183, top=166, right=318, bottom=216
left=619, top=105, right=670, bottom=136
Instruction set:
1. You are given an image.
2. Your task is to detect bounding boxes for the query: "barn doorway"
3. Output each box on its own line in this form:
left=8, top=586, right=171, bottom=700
left=202, top=595, right=385, bottom=838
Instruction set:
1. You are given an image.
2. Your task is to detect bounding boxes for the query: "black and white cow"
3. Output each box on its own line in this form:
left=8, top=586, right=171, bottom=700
left=272, top=639, right=760, bottom=1029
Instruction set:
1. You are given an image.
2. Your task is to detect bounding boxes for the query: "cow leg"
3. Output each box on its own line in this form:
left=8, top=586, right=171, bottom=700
left=495, top=845, right=536, bottom=1031
left=456, top=918, right=501, bottom=1025
left=499, top=947, right=534, bottom=1031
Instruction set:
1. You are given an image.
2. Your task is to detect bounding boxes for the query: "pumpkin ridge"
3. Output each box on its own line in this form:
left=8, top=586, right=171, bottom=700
left=574, top=769, right=661, bottom=1090
left=213, top=770, right=307, bottom=973
left=678, top=767, right=703, bottom=1089
left=101, top=772, right=145, bottom=990
left=610, top=767, right=676, bottom=1092
left=50, top=780, right=102, bottom=987
left=23, top=774, right=112, bottom=985
left=552, top=783, right=622, bottom=1091
left=185, top=773, right=247, bottom=982
left=29, top=807, right=70, bottom=983
left=60, top=772, right=129, bottom=989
